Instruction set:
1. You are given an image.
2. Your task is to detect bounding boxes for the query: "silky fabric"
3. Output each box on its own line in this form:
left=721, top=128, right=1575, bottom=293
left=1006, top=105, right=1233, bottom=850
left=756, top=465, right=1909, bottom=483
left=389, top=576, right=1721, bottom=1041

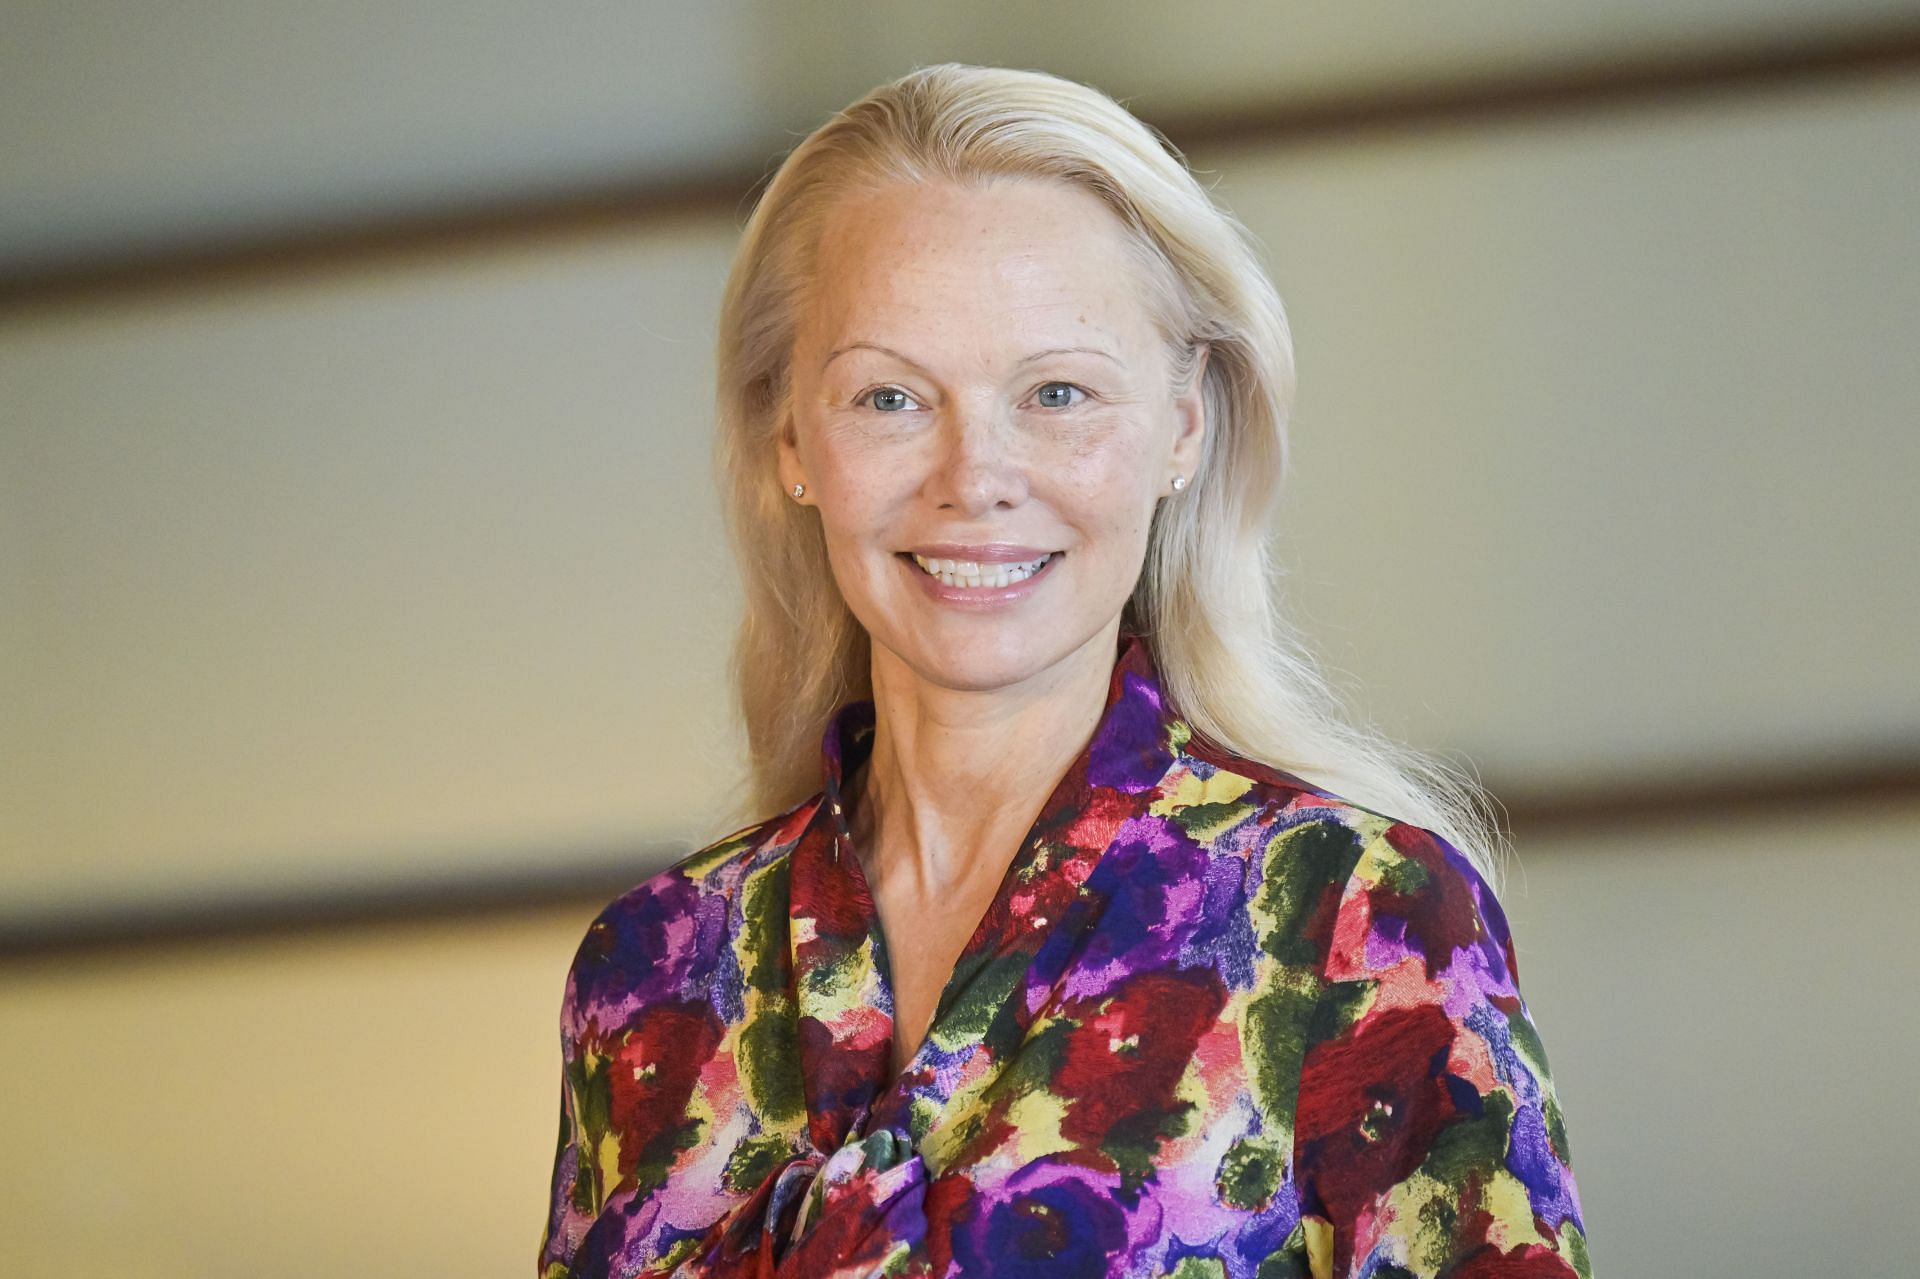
left=539, top=632, right=1591, bottom=1277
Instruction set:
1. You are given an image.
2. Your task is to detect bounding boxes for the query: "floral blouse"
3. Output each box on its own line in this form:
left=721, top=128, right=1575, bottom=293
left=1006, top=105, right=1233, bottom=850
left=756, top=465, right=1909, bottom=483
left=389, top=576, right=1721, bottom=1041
left=539, top=632, right=1591, bottom=1277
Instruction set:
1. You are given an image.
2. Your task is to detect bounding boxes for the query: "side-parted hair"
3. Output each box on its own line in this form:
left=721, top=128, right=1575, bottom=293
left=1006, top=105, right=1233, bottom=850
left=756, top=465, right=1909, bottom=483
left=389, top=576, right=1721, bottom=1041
left=712, top=63, right=1506, bottom=883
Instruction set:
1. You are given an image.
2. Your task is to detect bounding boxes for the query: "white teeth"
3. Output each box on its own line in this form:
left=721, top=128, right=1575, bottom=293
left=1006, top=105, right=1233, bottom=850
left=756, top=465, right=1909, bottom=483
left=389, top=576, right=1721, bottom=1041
left=910, top=552, right=1053, bottom=589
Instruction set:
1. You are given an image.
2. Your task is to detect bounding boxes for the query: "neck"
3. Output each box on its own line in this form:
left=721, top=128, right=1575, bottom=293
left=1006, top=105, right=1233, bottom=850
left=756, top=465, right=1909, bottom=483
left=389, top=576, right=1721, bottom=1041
left=848, top=622, right=1121, bottom=900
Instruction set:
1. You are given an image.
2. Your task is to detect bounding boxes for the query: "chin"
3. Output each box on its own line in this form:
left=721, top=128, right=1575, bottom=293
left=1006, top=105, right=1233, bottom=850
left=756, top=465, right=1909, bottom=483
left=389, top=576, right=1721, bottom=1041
left=889, top=615, right=1109, bottom=694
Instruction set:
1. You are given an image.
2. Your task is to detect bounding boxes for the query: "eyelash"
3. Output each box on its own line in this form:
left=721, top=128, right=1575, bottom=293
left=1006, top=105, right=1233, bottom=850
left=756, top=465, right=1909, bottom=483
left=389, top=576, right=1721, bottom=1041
left=854, top=381, right=1090, bottom=412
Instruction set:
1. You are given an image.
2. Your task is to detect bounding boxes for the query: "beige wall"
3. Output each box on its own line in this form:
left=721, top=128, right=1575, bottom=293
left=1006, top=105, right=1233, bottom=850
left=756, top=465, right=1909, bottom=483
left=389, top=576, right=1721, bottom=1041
left=1502, top=799, right=1920, bottom=1276
left=1, top=217, right=747, bottom=917
left=4, top=13, right=1917, bottom=1279
left=0, top=908, right=590, bottom=1276
left=7, top=0, right=1915, bottom=265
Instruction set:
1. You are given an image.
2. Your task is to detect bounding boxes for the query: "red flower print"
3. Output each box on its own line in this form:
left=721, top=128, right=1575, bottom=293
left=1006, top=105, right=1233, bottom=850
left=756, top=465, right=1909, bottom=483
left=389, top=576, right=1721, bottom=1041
left=608, top=998, right=727, bottom=1183
left=1373, top=825, right=1487, bottom=979
left=1297, top=1003, right=1459, bottom=1228
left=1055, top=968, right=1227, bottom=1148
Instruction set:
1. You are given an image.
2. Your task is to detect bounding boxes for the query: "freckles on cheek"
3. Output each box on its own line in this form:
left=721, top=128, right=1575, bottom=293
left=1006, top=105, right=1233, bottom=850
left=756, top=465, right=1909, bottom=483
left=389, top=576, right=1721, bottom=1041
left=815, top=471, right=914, bottom=555
left=828, top=458, right=911, bottom=511
left=800, top=431, right=882, bottom=508
left=1054, top=438, right=1155, bottom=509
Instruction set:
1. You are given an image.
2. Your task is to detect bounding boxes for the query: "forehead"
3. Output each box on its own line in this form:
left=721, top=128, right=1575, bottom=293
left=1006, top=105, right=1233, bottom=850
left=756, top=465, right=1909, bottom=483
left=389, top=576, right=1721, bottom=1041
left=799, top=177, right=1161, bottom=355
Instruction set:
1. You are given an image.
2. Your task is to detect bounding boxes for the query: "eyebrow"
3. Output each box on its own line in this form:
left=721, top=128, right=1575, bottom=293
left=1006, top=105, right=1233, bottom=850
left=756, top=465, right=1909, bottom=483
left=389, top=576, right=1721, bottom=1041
left=821, top=342, right=1121, bottom=373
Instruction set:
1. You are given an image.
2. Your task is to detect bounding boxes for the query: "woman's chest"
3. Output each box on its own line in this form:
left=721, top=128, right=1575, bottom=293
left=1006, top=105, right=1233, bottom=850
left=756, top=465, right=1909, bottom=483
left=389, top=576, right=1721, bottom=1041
left=867, top=867, right=1008, bottom=1078
left=591, top=855, right=1336, bottom=1274
left=616, top=1004, right=1307, bottom=1277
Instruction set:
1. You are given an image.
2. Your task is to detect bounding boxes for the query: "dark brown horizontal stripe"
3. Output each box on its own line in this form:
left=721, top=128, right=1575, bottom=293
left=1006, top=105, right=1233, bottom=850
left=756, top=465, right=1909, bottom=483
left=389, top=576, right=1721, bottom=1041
left=4, top=22, right=1917, bottom=312
left=1492, top=748, right=1920, bottom=840
left=3, top=752, right=1915, bottom=963
left=1167, top=21, right=1920, bottom=155
left=0, top=847, right=685, bottom=965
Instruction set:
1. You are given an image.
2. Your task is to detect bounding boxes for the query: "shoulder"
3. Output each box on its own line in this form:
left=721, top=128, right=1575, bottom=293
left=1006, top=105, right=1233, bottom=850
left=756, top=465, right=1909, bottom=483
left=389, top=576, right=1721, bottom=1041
left=1328, top=818, right=1518, bottom=992
left=1283, top=817, right=1586, bottom=1273
left=558, top=796, right=821, bottom=1043
left=1173, top=734, right=1508, bottom=975
left=590, top=800, right=807, bottom=931
left=1172, top=730, right=1403, bottom=887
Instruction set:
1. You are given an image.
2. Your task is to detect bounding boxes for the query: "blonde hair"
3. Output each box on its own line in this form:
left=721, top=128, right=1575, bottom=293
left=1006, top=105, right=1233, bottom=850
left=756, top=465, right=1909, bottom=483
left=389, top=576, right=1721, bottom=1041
left=712, top=63, right=1507, bottom=883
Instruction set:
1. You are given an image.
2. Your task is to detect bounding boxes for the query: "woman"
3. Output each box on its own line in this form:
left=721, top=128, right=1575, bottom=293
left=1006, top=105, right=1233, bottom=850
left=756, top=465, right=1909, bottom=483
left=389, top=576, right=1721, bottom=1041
left=539, top=64, right=1590, bottom=1279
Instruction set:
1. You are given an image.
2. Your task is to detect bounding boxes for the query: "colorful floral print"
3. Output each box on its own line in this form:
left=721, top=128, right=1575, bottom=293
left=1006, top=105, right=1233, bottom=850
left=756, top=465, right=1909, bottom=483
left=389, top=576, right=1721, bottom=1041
left=539, top=632, right=1591, bottom=1277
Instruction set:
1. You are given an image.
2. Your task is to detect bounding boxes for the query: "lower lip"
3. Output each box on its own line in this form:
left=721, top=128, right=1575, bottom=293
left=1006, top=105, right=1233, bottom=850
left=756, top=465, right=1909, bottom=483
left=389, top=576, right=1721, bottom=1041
left=900, top=553, right=1060, bottom=607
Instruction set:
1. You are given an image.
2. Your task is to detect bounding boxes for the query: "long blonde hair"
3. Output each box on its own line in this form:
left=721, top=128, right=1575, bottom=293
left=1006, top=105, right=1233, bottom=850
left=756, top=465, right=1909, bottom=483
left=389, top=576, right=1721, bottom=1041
left=711, top=63, right=1507, bottom=883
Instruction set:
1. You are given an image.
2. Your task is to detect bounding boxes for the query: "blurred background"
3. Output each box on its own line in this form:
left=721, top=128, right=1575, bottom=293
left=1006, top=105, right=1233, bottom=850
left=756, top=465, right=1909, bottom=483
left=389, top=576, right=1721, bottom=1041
left=3, top=3, right=1917, bottom=1275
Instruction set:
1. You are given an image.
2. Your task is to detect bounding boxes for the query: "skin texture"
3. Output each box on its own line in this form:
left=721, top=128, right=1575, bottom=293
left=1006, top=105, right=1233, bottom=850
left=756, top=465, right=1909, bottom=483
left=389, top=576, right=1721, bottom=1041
left=776, top=176, right=1208, bottom=1074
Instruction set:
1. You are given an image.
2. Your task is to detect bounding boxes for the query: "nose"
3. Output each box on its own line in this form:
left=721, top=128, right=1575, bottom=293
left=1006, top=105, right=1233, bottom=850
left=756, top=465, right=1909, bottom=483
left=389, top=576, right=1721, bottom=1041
left=924, top=397, right=1030, bottom=515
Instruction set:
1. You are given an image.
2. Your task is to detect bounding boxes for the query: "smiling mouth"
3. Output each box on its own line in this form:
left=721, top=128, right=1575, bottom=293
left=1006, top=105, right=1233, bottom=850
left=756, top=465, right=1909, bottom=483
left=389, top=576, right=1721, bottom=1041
left=901, top=551, right=1059, bottom=589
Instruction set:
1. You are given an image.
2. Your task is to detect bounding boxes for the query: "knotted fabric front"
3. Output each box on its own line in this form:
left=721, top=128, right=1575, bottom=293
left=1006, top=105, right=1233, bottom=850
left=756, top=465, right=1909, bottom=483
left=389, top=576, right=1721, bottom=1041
left=689, top=1125, right=925, bottom=1276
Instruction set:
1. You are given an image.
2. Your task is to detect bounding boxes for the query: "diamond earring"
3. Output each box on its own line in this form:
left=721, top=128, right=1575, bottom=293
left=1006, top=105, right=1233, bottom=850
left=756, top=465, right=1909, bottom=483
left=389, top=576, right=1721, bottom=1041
left=1171, top=474, right=1188, bottom=492
left=790, top=483, right=805, bottom=499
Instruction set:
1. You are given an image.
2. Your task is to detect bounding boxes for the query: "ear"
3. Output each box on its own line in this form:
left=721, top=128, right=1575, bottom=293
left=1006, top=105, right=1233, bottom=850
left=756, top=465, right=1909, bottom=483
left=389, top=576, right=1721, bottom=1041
left=1169, top=342, right=1210, bottom=479
left=774, top=406, right=809, bottom=504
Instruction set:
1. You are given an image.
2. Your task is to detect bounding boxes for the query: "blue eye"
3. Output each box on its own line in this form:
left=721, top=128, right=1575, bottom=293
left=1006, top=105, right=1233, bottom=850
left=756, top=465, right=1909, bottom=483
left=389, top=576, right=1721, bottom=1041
left=1035, top=382, right=1085, bottom=409
left=861, top=387, right=915, bottom=412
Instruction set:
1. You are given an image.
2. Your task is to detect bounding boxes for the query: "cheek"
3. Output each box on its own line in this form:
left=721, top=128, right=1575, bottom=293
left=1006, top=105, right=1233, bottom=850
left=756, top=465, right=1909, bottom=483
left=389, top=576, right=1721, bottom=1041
left=808, top=471, right=920, bottom=600
left=1046, top=434, right=1161, bottom=538
left=802, top=423, right=915, bottom=523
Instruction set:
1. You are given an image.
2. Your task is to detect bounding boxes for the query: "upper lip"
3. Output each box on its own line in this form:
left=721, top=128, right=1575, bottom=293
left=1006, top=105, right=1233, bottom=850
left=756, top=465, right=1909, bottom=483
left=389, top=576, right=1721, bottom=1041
left=904, top=543, right=1058, bottom=563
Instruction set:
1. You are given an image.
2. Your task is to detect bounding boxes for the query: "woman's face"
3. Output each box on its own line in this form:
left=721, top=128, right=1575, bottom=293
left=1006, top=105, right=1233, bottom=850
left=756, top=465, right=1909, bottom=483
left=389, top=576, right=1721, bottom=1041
left=780, top=176, right=1207, bottom=694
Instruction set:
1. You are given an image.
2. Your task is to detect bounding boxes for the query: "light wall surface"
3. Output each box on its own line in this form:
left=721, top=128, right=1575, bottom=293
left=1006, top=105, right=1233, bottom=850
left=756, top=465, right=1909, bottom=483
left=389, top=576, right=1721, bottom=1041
left=1214, top=70, right=1920, bottom=783
left=3, top=216, right=747, bottom=918
left=1498, top=798, right=1920, bottom=1278
left=6, top=0, right=1916, bottom=267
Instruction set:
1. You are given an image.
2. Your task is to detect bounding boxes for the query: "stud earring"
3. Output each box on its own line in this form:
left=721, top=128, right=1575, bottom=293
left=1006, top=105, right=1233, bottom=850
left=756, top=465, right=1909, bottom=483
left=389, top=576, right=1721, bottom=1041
left=790, top=483, right=805, bottom=499
left=1171, top=474, right=1188, bottom=492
